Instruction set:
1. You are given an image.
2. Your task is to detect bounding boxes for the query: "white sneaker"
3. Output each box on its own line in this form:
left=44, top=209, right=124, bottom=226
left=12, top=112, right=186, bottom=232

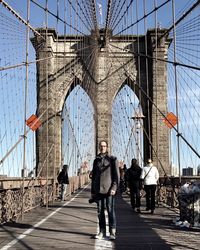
left=109, top=233, right=116, bottom=240
left=94, top=232, right=106, bottom=239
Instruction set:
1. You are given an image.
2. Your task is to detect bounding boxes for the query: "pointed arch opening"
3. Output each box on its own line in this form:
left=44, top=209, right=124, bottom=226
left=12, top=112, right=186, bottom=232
left=61, top=84, right=95, bottom=177
left=112, top=84, right=144, bottom=169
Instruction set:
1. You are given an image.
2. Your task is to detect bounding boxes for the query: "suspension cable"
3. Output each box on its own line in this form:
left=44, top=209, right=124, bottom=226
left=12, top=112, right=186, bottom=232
left=0, top=0, right=43, bottom=37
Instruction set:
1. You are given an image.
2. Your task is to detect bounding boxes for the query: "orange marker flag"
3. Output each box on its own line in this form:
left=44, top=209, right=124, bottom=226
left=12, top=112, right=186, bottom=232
left=163, top=112, right=178, bottom=129
left=26, top=114, right=42, bottom=131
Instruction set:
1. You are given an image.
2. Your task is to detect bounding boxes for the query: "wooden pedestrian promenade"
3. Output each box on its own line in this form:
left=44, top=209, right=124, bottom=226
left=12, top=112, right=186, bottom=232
left=0, top=184, right=199, bottom=250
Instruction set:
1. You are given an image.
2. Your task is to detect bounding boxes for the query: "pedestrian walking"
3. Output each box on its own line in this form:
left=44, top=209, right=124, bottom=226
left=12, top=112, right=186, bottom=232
left=119, top=164, right=127, bottom=193
left=57, top=164, right=69, bottom=201
left=141, top=159, right=159, bottom=214
left=125, top=158, right=142, bottom=213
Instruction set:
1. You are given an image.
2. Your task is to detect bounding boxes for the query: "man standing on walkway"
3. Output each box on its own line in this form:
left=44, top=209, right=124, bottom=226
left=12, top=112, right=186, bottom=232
left=125, top=158, right=142, bottom=213
left=141, top=159, right=159, bottom=214
left=91, top=140, right=119, bottom=240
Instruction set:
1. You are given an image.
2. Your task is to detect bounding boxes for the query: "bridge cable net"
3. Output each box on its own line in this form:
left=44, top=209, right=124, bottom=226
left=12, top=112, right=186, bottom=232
left=108, top=0, right=200, bottom=178
left=1, top=1, right=95, bottom=182
left=0, top=0, right=199, bottom=184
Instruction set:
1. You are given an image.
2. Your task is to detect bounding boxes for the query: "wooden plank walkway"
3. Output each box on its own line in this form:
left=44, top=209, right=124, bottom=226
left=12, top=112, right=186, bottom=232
left=0, top=184, right=199, bottom=250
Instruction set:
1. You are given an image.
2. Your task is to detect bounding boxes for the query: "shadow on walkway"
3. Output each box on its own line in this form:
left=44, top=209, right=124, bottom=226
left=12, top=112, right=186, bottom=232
left=115, top=194, right=172, bottom=250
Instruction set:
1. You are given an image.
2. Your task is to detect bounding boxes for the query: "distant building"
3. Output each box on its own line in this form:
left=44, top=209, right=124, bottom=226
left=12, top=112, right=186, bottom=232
left=197, top=165, right=200, bottom=176
left=182, top=167, right=193, bottom=176
left=0, top=175, right=7, bottom=178
left=171, top=164, right=179, bottom=177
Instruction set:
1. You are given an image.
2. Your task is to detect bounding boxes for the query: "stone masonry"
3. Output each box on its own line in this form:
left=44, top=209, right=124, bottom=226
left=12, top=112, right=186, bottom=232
left=31, top=28, right=171, bottom=177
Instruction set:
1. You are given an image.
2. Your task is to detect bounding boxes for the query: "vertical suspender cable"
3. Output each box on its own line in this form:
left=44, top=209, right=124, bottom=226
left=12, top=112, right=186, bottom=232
left=73, top=0, right=76, bottom=176
left=127, top=10, right=130, bottom=164
left=154, top=0, right=158, bottom=165
left=53, top=0, right=59, bottom=201
left=79, top=0, right=83, bottom=171
left=143, top=0, right=151, bottom=159
left=62, top=0, right=67, bottom=168
left=136, top=0, right=142, bottom=164
left=45, top=0, right=49, bottom=209
left=21, top=0, right=30, bottom=220
left=69, top=0, right=72, bottom=174
left=131, top=0, right=137, bottom=162
left=67, top=0, right=71, bottom=171
left=76, top=0, right=80, bottom=176
left=172, top=0, right=181, bottom=184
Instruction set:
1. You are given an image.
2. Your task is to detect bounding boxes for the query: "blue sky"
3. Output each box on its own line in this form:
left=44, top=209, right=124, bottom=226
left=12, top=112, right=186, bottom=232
left=2, top=0, right=194, bottom=35
left=0, top=0, right=199, bottom=177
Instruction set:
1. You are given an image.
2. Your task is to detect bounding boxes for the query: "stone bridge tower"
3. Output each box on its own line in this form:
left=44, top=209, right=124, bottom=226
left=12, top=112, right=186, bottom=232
left=31, top=28, right=171, bottom=177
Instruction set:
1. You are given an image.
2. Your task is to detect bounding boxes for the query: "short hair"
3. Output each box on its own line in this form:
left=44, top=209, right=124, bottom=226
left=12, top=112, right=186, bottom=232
left=131, top=158, right=137, bottom=164
left=99, top=140, right=108, bottom=146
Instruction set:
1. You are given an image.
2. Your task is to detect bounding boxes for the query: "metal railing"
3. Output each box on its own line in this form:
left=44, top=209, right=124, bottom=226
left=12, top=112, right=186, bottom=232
left=0, top=173, right=90, bottom=224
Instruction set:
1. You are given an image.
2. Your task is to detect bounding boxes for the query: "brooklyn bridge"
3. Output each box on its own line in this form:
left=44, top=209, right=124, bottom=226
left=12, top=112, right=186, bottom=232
left=0, top=0, right=200, bottom=249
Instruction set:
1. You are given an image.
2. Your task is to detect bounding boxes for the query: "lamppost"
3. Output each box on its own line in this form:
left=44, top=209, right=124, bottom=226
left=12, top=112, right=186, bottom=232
left=131, top=109, right=145, bottom=166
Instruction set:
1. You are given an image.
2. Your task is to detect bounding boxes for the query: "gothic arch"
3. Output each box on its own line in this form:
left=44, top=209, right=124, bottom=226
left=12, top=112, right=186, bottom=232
left=32, top=28, right=171, bottom=177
